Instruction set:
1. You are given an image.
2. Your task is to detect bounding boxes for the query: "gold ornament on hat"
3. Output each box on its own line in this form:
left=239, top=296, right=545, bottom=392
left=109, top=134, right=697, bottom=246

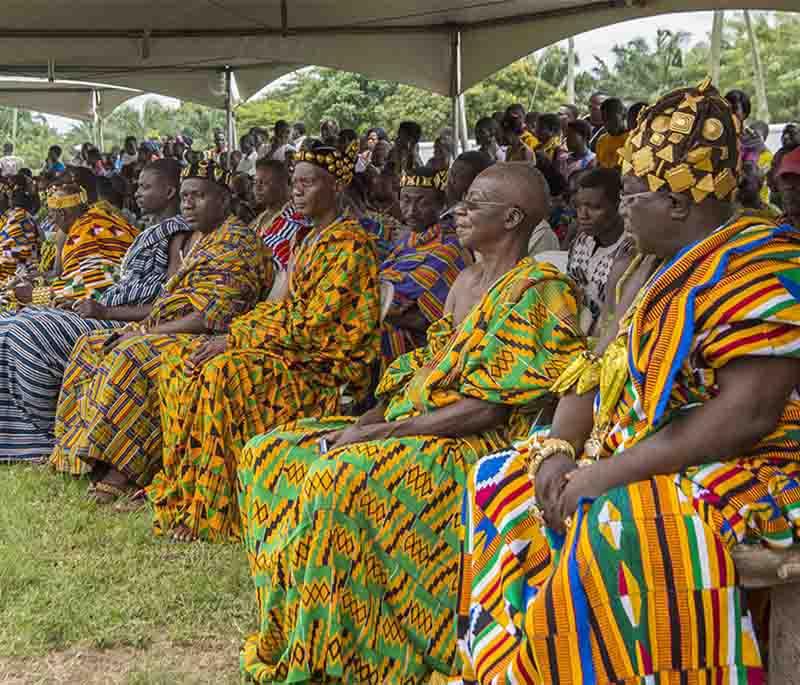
left=651, top=116, right=671, bottom=133
left=621, top=78, right=739, bottom=205
left=702, top=118, right=724, bottom=142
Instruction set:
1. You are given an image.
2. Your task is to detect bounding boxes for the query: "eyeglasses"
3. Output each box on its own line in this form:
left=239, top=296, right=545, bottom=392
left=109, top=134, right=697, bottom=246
left=457, top=197, right=514, bottom=211
left=619, top=189, right=666, bottom=205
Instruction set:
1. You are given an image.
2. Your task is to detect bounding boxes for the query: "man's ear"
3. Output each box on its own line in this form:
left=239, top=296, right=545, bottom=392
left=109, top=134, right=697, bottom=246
left=504, top=206, right=525, bottom=231
left=668, top=191, right=692, bottom=221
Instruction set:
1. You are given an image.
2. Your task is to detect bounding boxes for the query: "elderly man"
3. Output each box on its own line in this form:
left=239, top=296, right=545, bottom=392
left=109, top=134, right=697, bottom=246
left=236, top=161, right=586, bottom=684
left=148, top=140, right=381, bottom=543
left=459, top=79, right=800, bottom=685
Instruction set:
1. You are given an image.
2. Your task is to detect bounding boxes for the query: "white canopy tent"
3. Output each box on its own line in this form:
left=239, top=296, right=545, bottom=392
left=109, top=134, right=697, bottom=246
left=0, top=78, right=140, bottom=150
left=0, top=1, right=795, bottom=148
left=0, top=79, right=139, bottom=122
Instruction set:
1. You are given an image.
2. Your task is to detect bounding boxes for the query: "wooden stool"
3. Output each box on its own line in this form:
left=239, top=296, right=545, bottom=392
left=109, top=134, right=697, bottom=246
left=732, top=544, right=800, bottom=683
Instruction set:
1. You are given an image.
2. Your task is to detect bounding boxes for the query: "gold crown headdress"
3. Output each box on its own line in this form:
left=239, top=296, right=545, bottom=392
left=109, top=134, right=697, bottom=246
left=47, top=187, right=89, bottom=210
left=181, top=159, right=232, bottom=188
left=619, top=77, right=741, bottom=204
left=291, top=140, right=358, bottom=187
left=400, top=168, right=448, bottom=193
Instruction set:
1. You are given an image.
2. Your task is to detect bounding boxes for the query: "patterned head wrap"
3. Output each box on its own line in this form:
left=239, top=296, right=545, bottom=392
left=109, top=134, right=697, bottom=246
left=400, top=167, right=448, bottom=193
left=48, top=186, right=89, bottom=210
left=181, top=158, right=231, bottom=189
left=292, top=141, right=358, bottom=187
left=620, top=77, right=741, bottom=203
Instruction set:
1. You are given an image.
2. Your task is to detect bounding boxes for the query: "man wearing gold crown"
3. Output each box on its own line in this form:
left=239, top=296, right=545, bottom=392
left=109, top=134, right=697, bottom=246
left=381, top=165, right=473, bottom=366
left=457, top=80, right=800, bottom=684
left=49, top=160, right=273, bottom=504
left=147, top=140, right=381, bottom=543
left=235, top=162, right=586, bottom=684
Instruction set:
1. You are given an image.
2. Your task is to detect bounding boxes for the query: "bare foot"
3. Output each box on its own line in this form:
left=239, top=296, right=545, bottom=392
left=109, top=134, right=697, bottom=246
left=171, top=524, right=197, bottom=543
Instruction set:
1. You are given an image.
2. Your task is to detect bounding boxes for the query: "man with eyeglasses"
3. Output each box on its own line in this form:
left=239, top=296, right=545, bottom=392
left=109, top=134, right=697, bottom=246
left=236, top=161, right=586, bottom=684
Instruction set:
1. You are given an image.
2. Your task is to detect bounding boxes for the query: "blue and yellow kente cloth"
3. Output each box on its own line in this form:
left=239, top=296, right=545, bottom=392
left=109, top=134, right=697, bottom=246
left=458, top=214, right=800, bottom=684
left=381, top=221, right=472, bottom=364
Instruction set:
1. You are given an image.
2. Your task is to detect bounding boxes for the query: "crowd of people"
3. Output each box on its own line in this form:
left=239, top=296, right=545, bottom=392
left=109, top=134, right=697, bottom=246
left=2, top=77, right=800, bottom=684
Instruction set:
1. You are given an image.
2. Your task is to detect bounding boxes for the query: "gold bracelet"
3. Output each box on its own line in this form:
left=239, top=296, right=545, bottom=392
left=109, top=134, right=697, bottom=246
left=527, top=438, right=577, bottom=481
left=31, top=286, right=53, bottom=307
left=551, top=350, right=601, bottom=396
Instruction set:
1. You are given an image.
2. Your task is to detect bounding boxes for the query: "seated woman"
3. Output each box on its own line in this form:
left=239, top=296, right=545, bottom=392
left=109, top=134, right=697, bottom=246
left=0, top=175, right=40, bottom=281
left=147, top=141, right=381, bottom=543
left=566, top=167, right=630, bottom=332
left=458, top=81, right=800, bottom=684
left=381, top=166, right=472, bottom=365
left=48, top=160, right=272, bottom=502
left=236, top=163, right=585, bottom=684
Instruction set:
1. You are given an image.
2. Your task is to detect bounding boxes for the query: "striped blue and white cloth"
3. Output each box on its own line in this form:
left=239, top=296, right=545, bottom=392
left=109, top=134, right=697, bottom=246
left=0, top=215, right=189, bottom=461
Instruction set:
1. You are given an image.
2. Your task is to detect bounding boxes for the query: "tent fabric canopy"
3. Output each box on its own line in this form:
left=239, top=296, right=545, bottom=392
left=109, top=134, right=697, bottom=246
left=0, top=79, right=139, bottom=121
left=0, top=1, right=795, bottom=104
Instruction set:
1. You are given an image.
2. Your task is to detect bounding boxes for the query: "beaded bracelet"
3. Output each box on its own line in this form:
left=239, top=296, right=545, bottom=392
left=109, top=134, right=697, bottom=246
left=31, top=286, right=53, bottom=307
left=527, top=438, right=576, bottom=481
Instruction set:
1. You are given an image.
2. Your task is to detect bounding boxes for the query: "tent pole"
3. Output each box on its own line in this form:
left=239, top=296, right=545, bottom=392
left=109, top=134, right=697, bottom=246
left=450, top=29, right=464, bottom=156
left=224, top=67, right=235, bottom=156
left=91, top=90, right=99, bottom=148
left=95, top=90, right=105, bottom=151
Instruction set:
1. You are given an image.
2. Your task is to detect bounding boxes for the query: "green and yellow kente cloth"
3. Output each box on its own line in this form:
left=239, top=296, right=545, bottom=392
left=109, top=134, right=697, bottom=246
left=458, top=213, right=800, bottom=684
left=48, top=216, right=273, bottom=481
left=147, top=215, right=381, bottom=543
left=236, top=257, right=584, bottom=684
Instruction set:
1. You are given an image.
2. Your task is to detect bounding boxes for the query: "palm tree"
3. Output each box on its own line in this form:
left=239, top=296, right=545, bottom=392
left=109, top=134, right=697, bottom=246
left=566, top=37, right=576, bottom=103
left=710, top=10, right=724, bottom=85
left=743, top=10, right=770, bottom=122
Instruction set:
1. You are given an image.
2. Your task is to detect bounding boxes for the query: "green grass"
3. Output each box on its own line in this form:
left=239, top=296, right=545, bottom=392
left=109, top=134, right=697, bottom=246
left=0, top=464, right=254, bottom=681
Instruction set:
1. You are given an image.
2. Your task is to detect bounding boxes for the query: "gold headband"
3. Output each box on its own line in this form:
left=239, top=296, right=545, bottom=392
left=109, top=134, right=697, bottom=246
left=619, top=77, right=740, bottom=204
left=48, top=188, right=88, bottom=210
left=292, top=141, right=358, bottom=187
left=181, top=159, right=232, bottom=188
left=400, top=169, right=448, bottom=193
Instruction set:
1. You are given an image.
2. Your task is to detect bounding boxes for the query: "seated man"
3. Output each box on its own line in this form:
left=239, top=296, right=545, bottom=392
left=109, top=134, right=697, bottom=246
left=249, top=158, right=309, bottom=270
left=775, top=146, right=800, bottom=228
left=381, top=166, right=472, bottom=365
left=534, top=112, right=563, bottom=162
left=0, top=160, right=190, bottom=464
left=595, top=97, right=628, bottom=169
left=458, top=81, right=800, bottom=684
left=48, top=161, right=273, bottom=501
left=236, top=163, right=586, bottom=684
left=566, top=167, right=630, bottom=332
left=0, top=175, right=40, bottom=281
left=442, top=150, right=494, bottom=219
left=560, top=119, right=597, bottom=180
left=147, top=141, right=381, bottom=543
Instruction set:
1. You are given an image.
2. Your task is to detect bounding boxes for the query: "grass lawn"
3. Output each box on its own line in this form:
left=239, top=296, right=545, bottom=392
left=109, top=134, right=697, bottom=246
left=0, top=465, right=255, bottom=684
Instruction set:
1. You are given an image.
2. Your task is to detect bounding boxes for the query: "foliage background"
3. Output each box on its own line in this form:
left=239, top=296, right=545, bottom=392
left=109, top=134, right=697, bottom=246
left=4, top=11, right=798, bottom=170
